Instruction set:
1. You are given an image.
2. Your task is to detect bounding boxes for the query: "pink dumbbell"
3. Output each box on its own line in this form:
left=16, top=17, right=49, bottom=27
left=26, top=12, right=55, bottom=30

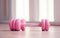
left=9, top=19, right=16, bottom=31
left=9, top=19, right=20, bottom=31
left=41, top=19, right=45, bottom=31
left=20, top=19, right=25, bottom=31
left=15, top=19, right=21, bottom=31
left=9, top=19, right=25, bottom=31
left=45, top=19, right=50, bottom=31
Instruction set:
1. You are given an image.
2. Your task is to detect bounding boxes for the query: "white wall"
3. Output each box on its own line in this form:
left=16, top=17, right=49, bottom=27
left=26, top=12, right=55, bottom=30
left=0, top=0, right=11, bottom=23
left=51, top=0, right=60, bottom=25
left=54, top=0, right=60, bottom=22
left=0, top=0, right=7, bottom=23
left=29, top=0, right=39, bottom=21
left=0, top=0, right=4, bottom=21
left=29, top=0, right=60, bottom=25
left=11, top=0, right=16, bottom=19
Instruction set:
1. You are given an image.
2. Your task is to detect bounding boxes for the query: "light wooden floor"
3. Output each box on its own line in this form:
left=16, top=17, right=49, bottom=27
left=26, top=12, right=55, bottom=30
left=0, top=24, right=60, bottom=38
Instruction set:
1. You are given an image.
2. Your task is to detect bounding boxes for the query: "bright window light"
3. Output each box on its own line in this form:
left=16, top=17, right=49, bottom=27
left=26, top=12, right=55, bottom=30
left=16, top=0, right=29, bottom=21
left=39, top=0, right=54, bottom=22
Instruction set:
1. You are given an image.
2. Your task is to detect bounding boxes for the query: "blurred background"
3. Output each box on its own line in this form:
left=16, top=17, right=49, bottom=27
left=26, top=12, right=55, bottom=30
left=0, top=0, right=60, bottom=25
